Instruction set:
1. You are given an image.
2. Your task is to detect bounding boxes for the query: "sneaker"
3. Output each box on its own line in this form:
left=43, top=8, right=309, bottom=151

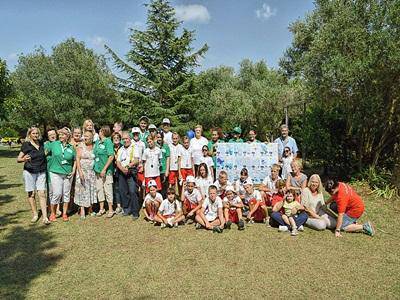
left=278, top=225, right=289, bottom=232
left=31, top=214, right=39, bottom=223
left=212, top=226, right=223, bottom=233
left=90, top=212, right=97, bottom=217
left=247, top=217, right=255, bottom=224
left=265, top=217, right=271, bottom=227
left=195, top=223, right=203, bottom=230
left=62, top=214, right=69, bottom=222
left=115, top=207, right=122, bottom=214
left=291, top=228, right=298, bottom=236
left=160, top=223, right=166, bottom=228
left=132, top=215, right=139, bottom=221
left=49, top=214, right=57, bottom=222
left=174, top=223, right=178, bottom=228
left=298, top=225, right=304, bottom=231
left=225, top=220, right=232, bottom=230
left=42, top=218, right=51, bottom=225
left=363, top=221, right=375, bottom=237
left=167, top=217, right=174, bottom=227
left=80, top=215, right=86, bottom=220
left=238, top=219, right=245, bottom=231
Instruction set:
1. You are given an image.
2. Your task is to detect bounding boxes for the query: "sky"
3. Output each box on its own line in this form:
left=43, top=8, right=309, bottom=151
left=0, top=0, right=315, bottom=72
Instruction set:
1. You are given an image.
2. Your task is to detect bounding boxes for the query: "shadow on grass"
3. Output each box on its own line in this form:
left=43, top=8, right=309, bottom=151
left=0, top=225, right=62, bottom=299
left=0, top=148, right=19, bottom=158
left=0, top=209, right=27, bottom=231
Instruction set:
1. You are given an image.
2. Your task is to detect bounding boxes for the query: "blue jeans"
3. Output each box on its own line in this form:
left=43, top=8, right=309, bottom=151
left=270, top=211, right=308, bottom=229
left=341, top=213, right=358, bottom=229
left=118, top=172, right=139, bottom=217
left=113, top=173, right=121, bottom=205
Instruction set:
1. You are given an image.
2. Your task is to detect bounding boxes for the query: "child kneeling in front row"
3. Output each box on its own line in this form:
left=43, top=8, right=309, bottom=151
left=195, top=185, right=225, bottom=233
left=181, top=175, right=203, bottom=222
left=223, top=185, right=245, bottom=230
left=154, top=188, right=185, bottom=228
left=143, top=180, right=163, bottom=223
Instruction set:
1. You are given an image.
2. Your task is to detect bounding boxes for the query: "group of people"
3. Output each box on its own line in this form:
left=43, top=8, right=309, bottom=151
left=17, top=118, right=375, bottom=237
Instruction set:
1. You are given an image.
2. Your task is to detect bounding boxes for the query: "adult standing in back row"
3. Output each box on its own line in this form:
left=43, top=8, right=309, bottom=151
left=274, top=124, right=298, bottom=161
left=190, top=125, right=208, bottom=175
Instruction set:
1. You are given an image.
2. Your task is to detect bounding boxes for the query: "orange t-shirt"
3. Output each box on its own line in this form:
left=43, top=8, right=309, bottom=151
left=332, top=182, right=365, bottom=218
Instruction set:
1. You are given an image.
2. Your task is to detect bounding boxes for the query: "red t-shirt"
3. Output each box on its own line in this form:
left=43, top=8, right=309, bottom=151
left=332, top=182, right=364, bottom=218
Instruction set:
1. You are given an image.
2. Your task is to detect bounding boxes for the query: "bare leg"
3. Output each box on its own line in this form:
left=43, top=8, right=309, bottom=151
left=37, top=191, right=48, bottom=221
left=289, top=216, right=297, bottom=229
left=27, top=192, right=38, bottom=217
left=282, top=214, right=291, bottom=226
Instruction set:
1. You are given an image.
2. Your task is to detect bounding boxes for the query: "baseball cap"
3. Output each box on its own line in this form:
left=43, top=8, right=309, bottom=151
left=131, top=127, right=140, bottom=134
left=233, top=126, right=242, bottom=134
left=139, top=116, right=149, bottom=122
left=243, top=178, right=253, bottom=186
left=148, top=124, right=157, bottom=130
left=225, top=185, right=236, bottom=194
left=186, top=176, right=196, bottom=183
left=147, top=180, right=157, bottom=188
left=162, top=118, right=171, bottom=124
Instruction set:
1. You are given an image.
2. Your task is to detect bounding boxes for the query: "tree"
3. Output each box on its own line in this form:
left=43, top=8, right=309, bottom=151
left=106, top=0, right=208, bottom=126
left=6, top=39, right=117, bottom=131
left=0, top=59, right=13, bottom=121
left=281, top=0, right=400, bottom=174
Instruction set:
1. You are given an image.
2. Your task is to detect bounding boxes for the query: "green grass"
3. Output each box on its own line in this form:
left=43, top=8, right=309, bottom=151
left=1, top=147, right=399, bottom=299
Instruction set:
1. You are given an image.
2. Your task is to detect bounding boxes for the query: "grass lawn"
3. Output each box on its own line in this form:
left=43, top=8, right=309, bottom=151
left=1, top=146, right=399, bottom=299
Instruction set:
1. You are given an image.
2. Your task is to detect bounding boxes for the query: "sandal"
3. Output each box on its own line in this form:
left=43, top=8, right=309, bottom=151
left=106, top=211, right=115, bottom=218
left=49, top=214, right=57, bottom=222
left=97, top=209, right=105, bottom=217
left=62, top=214, right=69, bottom=222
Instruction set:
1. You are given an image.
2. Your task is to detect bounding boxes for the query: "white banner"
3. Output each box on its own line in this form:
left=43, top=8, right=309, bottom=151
left=216, top=142, right=279, bottom=184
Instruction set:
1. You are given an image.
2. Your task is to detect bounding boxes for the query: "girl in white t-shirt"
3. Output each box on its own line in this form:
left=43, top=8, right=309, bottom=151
left=154, top=188, right=185, bottom=228
left=199, top=145, right=214, bottom=179
left=142, top=136, right=162, bottom=192
left=260, top=163, right=281, bottom=206
left=195, top=163, right=213, bottom=198
left=143, top=181, right=163, bottom=222
left=168, top=132, right=181, bottom=189
left=195, top=185, right=225, bottom=233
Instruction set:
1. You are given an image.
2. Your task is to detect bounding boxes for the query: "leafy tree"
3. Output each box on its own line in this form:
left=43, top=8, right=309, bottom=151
left=0, top=59, right=13, bottom=121
left=6, top=39, right=117, bottom=131
left=281, top=0, right=400, bottom=174
left=106, top=0, right=208, bottom=127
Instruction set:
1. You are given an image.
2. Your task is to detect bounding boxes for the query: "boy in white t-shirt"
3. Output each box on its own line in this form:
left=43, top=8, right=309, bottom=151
left=242, top=179, right=268, bottom=224
left=168, top=132, right=181, bottom=189
left=259, top=164, right=281, bottom=206
left=142, top=136, right=162, bottom=192
left=143, top=180, right=163, bottom=222
left=195, top=185, right=225, bottom=233
left=154, top=188, right=185, bottom=228
left=223, top=185, right=245, bottom=230
left=181, top=175, right=203, bottom=220
left=178, top=136, right=195, bottom=182
left=213, top=170, right=232, bottom=199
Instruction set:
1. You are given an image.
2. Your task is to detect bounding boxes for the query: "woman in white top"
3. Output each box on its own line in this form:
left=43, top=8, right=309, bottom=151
left=189, top=125, right=208, bottom=175
left=301, top=174, right=336, bottom=230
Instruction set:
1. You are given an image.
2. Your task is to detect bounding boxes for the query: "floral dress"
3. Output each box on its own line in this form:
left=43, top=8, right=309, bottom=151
left=74, top=144, right=97, bottom=207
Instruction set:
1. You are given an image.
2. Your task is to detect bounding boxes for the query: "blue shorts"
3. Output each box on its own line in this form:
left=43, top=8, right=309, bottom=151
left=341, top=213, right=358, bottom=229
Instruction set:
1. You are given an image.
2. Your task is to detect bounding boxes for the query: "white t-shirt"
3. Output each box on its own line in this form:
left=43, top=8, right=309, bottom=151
left=262, top=175, right=281, bottom=195
left=202, top=196, right=223, bottom=221
left=163, top=131, right=173, bottom=145
left=243, top=190, right=262, bottom=206
left=223, top=196, right=243, bottom=209
left=143, top=192, right=163, bottom=207
left=183, top=188, right=203, bottom=205
left=234, top=179, right=248, bottom=195
left=190, top=136, right=208, bottom=165
left=158, top=199, right=182, bottom=216
left=213, top=179, right=232, bottom=197
left=179, top=146, right=193, bottom=169
left=200, top=156, right=214, bottom=174
left=116, top=145, right=139, bottom=168
left=142, top=147, right=162, bottom=178
left=169, top=143, right=181, bottom=171
left=132, top=140, right=145, bottom=161
left=195, top=176, right=214, bottom=198
left=281, top=155, right=293, bottom=180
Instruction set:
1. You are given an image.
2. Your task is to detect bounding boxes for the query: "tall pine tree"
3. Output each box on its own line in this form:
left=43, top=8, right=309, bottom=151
left=106, top=0, right=208, bottom=127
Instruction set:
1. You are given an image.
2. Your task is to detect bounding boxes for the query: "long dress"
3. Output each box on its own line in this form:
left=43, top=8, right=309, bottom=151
left=74, top=144, right=97, bottom=207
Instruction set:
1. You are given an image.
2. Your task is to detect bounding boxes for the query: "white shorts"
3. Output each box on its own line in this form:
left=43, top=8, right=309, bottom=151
left=50, top=172, right=73, bottom=205
left=205, top=213, right=217, bottom=222
left=23, top=170, right=46, bottom=192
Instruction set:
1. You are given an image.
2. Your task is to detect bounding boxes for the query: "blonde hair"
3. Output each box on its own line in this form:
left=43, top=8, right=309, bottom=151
left=307, top=174, right=324, bottom=194
left=25, top=126, right=42, bottom=142
left=291, top=159, right=303, bottom=170
left=82, top=119, right=95, bottom=133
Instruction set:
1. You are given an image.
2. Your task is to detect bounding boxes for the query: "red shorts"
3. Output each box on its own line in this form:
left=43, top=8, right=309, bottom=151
left=228, top=209, right=240, bottom=223
left=168, top=170, right=179, bottom=185
left=145, top=176, right=162, bottom=193
left=248, top=198, right=266, bottom=222
left=263, top=193, right=273, bottom=207
left=137, top=171, right=145, bottom=186
left=180, top=168, right=194, bottom=181
left=183, top=199, right=198, bottom=213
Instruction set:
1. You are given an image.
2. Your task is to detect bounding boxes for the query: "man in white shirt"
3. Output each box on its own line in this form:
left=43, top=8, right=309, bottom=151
left=195, top=185, right=225, bottom=232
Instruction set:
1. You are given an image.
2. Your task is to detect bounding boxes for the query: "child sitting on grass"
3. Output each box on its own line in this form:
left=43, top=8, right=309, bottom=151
left=142, top=180, right=163, bottom=223
left=181, top=175, right=203, bottom=222
left=195, top=185, right=225, bottom=233
left=223, top=185, right=245, bottom=230
left=275, top=189, right=305, bottom=236
left=154, top=188, right=185, bottom=228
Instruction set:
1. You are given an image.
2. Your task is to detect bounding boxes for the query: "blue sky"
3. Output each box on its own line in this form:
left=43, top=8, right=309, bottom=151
left=0, top=0, right=315, bottom=72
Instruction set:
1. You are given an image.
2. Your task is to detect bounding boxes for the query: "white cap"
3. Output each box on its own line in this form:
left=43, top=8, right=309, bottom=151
left=162, top=118, right=171, bottom=124
left=148, top=124, right=157, bottom=130
left=147, top=180, right=157, bottom=188
left=243, top=178, right=253, bottom=186
left=131, top=127, right=140, bottom=134
left=225, top=185, right=236, bottom=193
left=186, top=175, right=196, bottom=183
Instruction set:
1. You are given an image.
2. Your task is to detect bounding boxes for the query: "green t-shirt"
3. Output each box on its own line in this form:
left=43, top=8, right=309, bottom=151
left=44, top=141, right=54, bottom=182
left=159, top=143, right=170, bottom=174
left=47, top=141, right=76, bottom=175
left=93, top=137, right=114, bottom=175
left=139, top=130, right=149, bottom=143
left=228, top=138, right=244, bottom=143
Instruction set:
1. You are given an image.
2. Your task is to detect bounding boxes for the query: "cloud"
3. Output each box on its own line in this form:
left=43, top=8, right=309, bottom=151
left=88, top=36, right=106, bottom=48
left=255, top=3, right=277, bottom=20
left=174, top=4, right=210, bottom=23
left=124, top=21, right=144, bottom=33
